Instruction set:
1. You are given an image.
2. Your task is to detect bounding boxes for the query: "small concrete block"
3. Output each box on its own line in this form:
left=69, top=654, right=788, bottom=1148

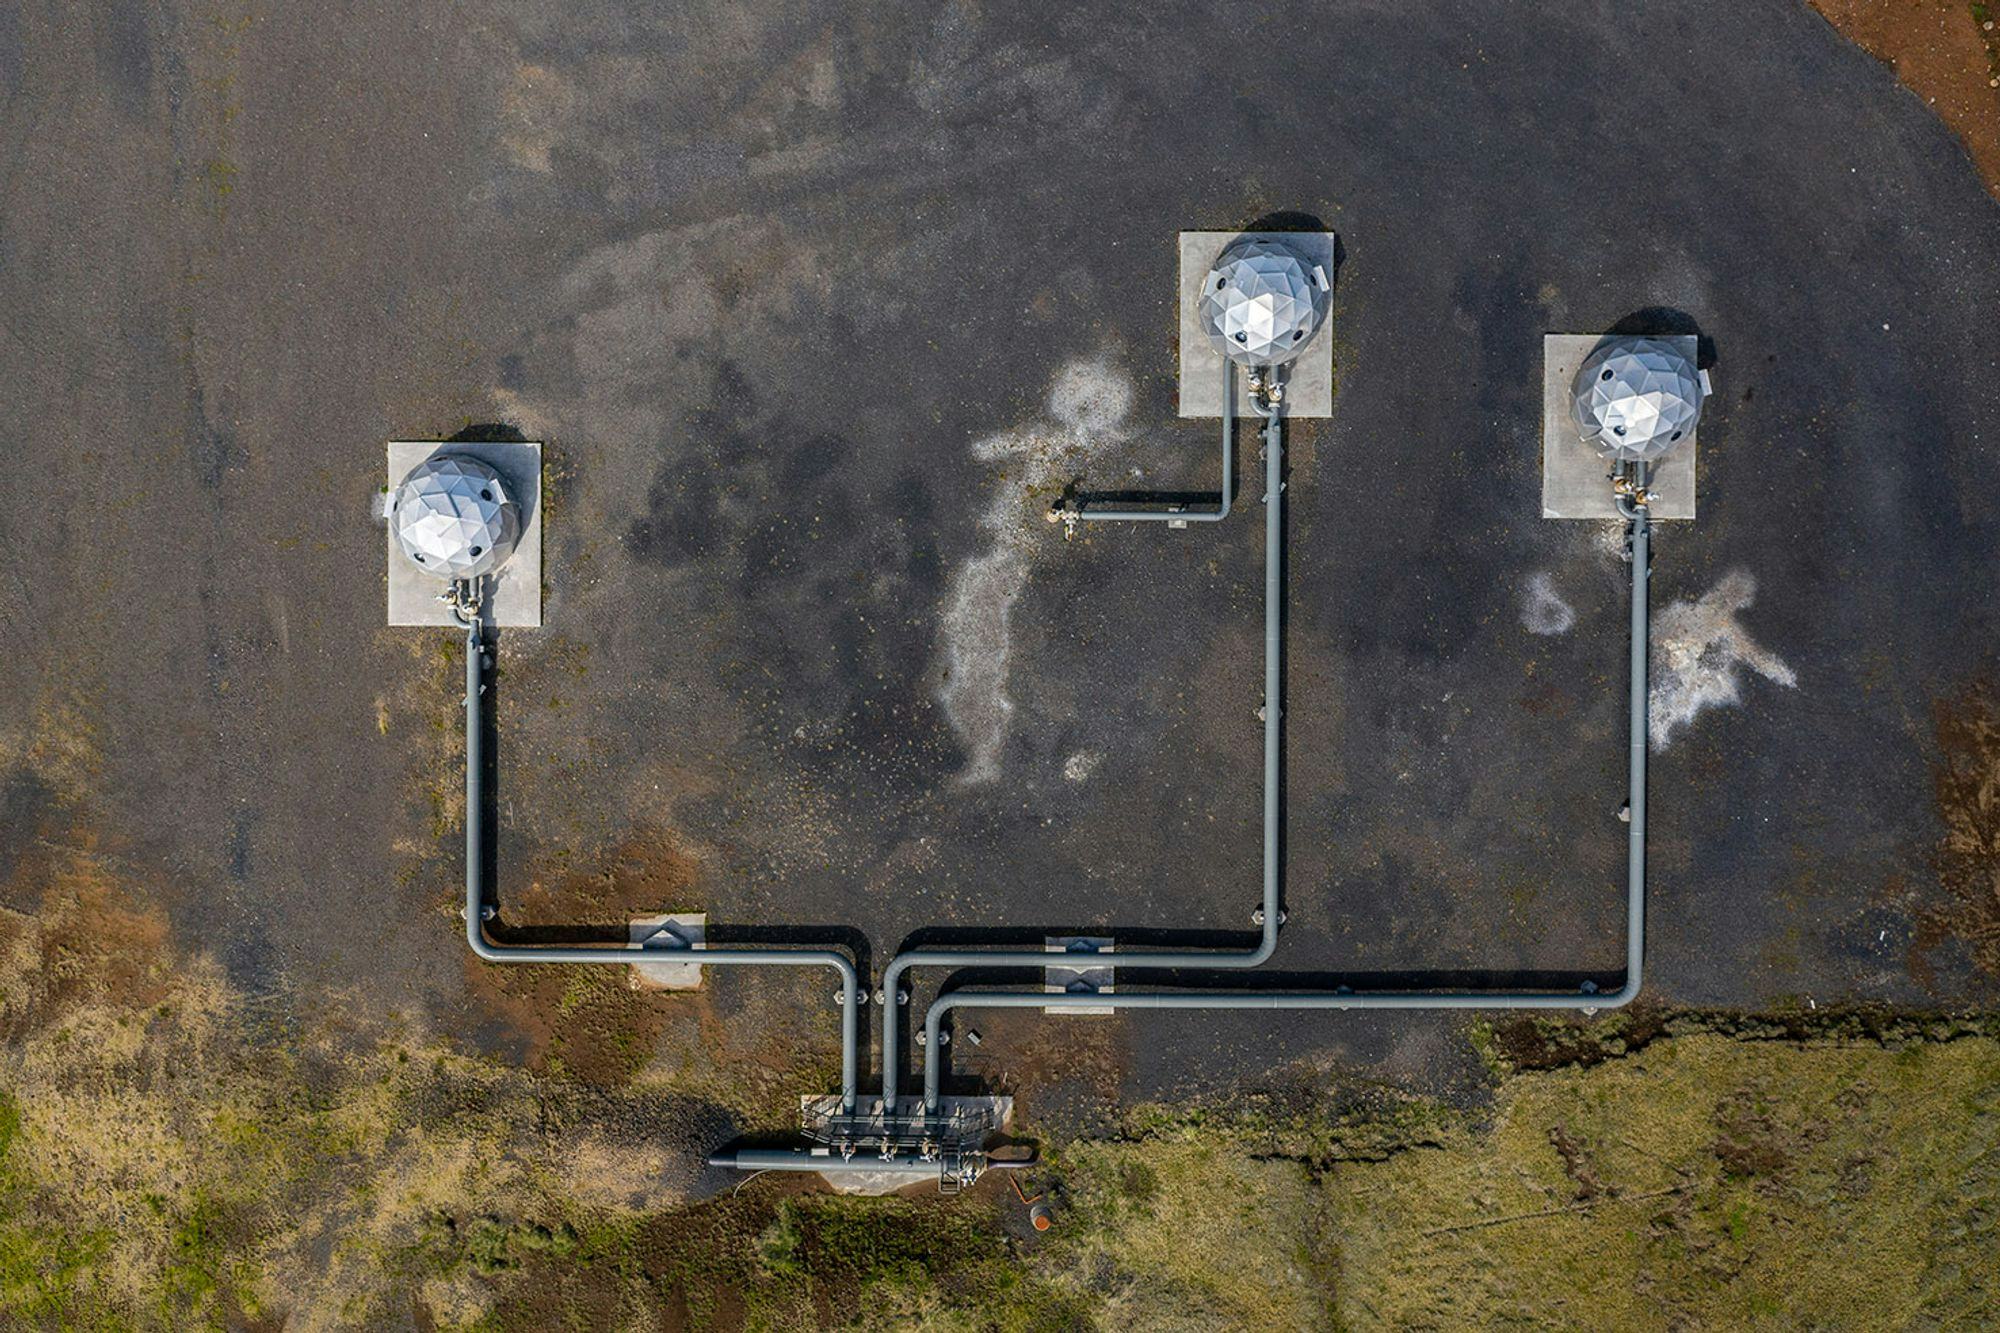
left=386, top=440, right=544, bottom=626
left=626, top=912, right=705, bottom=990
left=1541, top=335, right=1698, bottom=520
left=1179, top=231, right=1337, bottom=418
left=1045, top=936, right=1115, bottom=1015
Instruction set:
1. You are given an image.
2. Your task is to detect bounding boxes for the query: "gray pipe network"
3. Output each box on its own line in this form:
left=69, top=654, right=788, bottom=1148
left=418, top=236, right=1683, bottom=1188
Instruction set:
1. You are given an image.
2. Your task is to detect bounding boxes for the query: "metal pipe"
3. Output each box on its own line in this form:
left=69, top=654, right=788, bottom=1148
left=879, top=384, right=1290, bottom=1108
left=706, top=1148, right=1034, bottom=1175
left=706, top=1148, right=950, bottom=1176
left=452, top=589, right=864, bottom=1112
left=902, top=406, right=1653, bottom=1113
left=1060, top=366, right=1236, bottom=523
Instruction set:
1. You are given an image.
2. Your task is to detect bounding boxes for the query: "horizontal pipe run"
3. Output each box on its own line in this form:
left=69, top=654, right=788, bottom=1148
left=455, top=593, right=862, bottom=1111
left=880, top=389, right=1288, bottom=1108
left=1064, top=364, right=1236, bottom=522
left=918, top=982, right=1638, bottom=1107
left=707, top=1149, right=946, bottom=1176
left=906, top=429, right=1654, bottom=1114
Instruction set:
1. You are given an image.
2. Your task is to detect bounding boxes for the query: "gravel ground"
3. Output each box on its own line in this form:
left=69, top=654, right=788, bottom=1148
left=2, top=0, right=1997, bottom=1119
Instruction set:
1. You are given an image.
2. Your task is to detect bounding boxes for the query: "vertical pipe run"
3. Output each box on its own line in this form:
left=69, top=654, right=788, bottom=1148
left=905, top=441, right=1655, bottom=1114
left=454, top=584, right=863, bottom=1112
left=1625, top=500, right=1650, bottom=990
left=463, top=586, right=482, bottom=936
left=1261, top=386, right=1282, bottom=942
left=879, top=383, right=1290, bottom=1115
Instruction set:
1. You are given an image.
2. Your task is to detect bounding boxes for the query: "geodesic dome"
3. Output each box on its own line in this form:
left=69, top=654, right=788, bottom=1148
left=1197, top=238, right=1331, bottom=368
left=1570, top=337, right=1706, bottom=463
left=391, top=454, right=520, bottom=580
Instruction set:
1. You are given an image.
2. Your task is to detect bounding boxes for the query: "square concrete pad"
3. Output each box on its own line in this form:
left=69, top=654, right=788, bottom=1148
left=626, top=912, right=706, bottom=990
left=386, top=440, right=543, bottom=626
left=1179, top=231, right=1336, bottom=418
left=1542, top=335, right=1697, bottom=520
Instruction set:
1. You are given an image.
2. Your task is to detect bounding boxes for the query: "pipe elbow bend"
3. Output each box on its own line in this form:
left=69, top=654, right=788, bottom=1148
left=1585, top=974, right=1642, bottom=1010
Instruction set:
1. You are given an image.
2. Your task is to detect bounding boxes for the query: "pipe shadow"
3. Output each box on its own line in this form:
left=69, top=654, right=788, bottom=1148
left=1058, top=215, right=1340, bottom=517
left=929, top=965, right=1626, bottom=994
left=893, top=923, right=1265, bottom=953
left=1053, top=482, right=1232, bottom=511
left=471, top=621, right=870, bottom=973
left=1053, top=421, right=1238, bottom=517
left=707, top=922, right=873, bottom=981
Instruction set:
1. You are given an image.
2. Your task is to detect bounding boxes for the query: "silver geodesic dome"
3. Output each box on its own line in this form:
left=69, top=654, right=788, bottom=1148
left=391, top=454, right=520, bottom=580
left=1197, top=238, right=1331, bottom=368
left=1570, top=337, right=1706, bottom=463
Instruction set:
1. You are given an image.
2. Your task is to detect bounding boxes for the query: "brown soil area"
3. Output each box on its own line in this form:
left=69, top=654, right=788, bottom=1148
left=958, top=1007, right=1133, bottom=1124
left=1916, top=681, right=2000, bottom=979
left=464, top=830, right=706, bottom=1085
left=1808, top=0, right=2000, bottom=198
left=0, top=837, right=174, bottom=1036
left=461, top=829, right=833, bottom=1095
left=507, top=830, right=704, bottom=929
left=463, top=958, right=680, bottom=1087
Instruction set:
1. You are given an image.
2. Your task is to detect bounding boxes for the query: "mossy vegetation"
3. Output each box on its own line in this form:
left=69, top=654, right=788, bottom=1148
left=1319, top=1027, right=2000, bottom=1328
left=1, top=695, right=1992, bottom=1329
left=4, top=944, right=1995, bottom=1331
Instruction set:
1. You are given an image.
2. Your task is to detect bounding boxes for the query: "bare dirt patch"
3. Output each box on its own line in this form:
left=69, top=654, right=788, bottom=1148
left=0, top=841, right=173, bottom=1037
left=463, top=830, right=708, bottom=1085
left=462, top=957, right=679, bottom=1087
left=463, top=829, right=841, bottom=1105
left=1916, top=681, right=2000, bottom=980
left=959, top=1007, right=1134, bottom=1126
left=507, top=829, right=704, bottom=929
left=1809, top=0, right=2000, bottom=198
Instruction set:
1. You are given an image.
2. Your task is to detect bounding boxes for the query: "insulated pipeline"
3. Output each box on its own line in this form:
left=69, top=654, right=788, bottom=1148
left=454, top=592, right=863, bottom=1112
left=878, top=384, right=1291, bottom=1110
left=1064, top=364, right=1237, bottom=522
left=899, top=397, right=1652, bottom=1115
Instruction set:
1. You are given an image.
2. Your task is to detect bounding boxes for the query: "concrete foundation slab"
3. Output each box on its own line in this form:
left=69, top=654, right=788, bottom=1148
left=1542, top=335, right=1698, bottom=519
left=625, top=912, right=705, bottom=990
left=1179, top=231, right=1337, bottom=418
left=386, top=440, right=543, bottom=625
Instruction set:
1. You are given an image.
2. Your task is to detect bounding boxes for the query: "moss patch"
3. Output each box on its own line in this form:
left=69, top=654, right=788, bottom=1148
left=1319, top=1030, right=2000, bottom=1329
left=1, top=807, right=1994, bottom=1327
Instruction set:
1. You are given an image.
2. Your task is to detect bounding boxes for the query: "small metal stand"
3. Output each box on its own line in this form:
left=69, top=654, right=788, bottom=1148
left=1044, top=937, right=1116, bottom=1014
left=626, top=913, right=707, bottom=990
